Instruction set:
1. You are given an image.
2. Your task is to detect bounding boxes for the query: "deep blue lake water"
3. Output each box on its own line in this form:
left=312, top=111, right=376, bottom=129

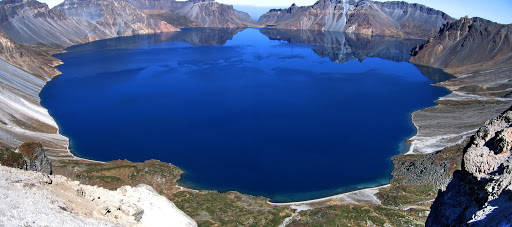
left=41, top=28, right=452, bottom=202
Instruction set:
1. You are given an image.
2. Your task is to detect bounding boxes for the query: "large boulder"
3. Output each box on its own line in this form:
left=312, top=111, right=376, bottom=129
left=17, top=142, right=52, bottom=175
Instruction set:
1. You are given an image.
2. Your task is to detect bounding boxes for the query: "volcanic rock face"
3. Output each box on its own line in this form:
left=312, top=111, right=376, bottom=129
left=128, top=0, right=256, bottom=28
left=426, top=106, right=512, bottom=226
left=411, top=17, right=512, bottom=73
left=54, top=0, right=178, bottom=41
left=0, top=0, right=177, bottom=47
left=258, top=0, right=453, bottom=39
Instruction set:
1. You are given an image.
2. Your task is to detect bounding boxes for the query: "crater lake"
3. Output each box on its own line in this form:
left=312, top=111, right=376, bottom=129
left=41, top=28, right=452, bottom=202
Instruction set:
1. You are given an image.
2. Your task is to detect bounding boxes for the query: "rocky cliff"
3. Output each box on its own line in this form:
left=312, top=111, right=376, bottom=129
left=258, top=0, right=454, bottom=39
left=54, top=0, right=178, bottom=42
left=426, top=106, right=512, bottom=226
left=411, top=17, right=512, bottom=74
left=128, top=0, right=256, bottom=28
left=0, top=0, right=177, bottom=47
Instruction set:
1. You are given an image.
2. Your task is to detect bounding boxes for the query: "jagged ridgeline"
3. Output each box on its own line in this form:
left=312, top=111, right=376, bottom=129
left=259, top=0, right=454, bottom=39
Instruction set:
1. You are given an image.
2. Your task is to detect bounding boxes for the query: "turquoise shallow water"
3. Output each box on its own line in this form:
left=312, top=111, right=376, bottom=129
left=41, top=28, right=452, bottom=202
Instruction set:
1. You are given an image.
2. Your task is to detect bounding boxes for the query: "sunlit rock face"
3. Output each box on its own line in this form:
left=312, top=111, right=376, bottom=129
left=258, top=0, right=454, bottom=39
left=411, top=17, right=512, bottom=73
left=0, top=0, right=178, bottom=47
left=127, top=0, right=256, bottom=28
left=54, top=0, right=178, bottom=41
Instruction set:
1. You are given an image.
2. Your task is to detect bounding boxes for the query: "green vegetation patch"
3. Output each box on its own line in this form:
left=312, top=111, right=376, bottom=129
left=0, top=148, right=24, bottom=168
left=53, top=159, right=182, bottom=194
left=171, top=190, right=293, bottom=227
left=289, top=204, right=424, bottom=227
left=376, top=185, right=437, bottom=207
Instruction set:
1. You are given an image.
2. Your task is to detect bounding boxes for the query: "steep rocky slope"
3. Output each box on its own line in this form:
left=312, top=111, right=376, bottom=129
left=258, top=0, right=454, bottom=39
left=0, top=56, right=69, bottom=153
left=0, top=31, right=60, bottom=80
left=0, top=164, right=197, bottom=226
left=0, top=0, right=177, bottom=47
left=426, top=106, right=512, bottom=226
left=0, top=0, right=94, bottom=46
left=408, top=17, right=512, bottom=154
left=411, top=17, right=512, bottom=74
left=128, top=0, right=256, bottom=28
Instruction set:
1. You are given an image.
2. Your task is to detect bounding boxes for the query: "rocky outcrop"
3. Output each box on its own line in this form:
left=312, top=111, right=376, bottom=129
left=411, top=17, right=512, bottom=74
left=391, top=142, right=464, bottom=190
left=0, top=164, right=197, bottom=226
left=0, top=0, right=178, bottom=47
left=128, top=0, right=256, bottom=28
left=427, top=106, right=512, bottom=226
left=258, top=0, right=454, bottom=39
left=17, top=142, right=52, bottom=174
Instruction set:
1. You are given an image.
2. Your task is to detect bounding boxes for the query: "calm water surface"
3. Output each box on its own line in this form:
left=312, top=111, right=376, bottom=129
left=41, top=28, right=451, bottom=202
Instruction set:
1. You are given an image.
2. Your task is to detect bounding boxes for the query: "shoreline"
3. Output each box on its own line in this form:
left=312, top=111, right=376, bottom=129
left=269, top=185, right=389, bottom=206
left=7, top=30, right=494, bottom=207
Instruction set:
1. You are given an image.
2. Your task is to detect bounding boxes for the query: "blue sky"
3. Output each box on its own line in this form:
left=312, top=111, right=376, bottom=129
left=40, top=0, right=512, bottom=24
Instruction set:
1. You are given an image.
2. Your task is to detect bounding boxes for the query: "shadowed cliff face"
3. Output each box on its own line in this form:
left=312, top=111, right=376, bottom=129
left=258, top=0, right=454, bottom=39
left=128, top=0, right=256, bottom=28
left=411, top=17, right=512, bottom=74
left=0, top=0, right=178, bottom=47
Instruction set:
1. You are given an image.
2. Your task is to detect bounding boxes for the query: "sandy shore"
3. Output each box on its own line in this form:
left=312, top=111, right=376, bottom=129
left=269, top=185, right=389, bottom=207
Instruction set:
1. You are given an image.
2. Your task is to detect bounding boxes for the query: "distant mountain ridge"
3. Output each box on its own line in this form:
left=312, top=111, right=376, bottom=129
left=127, top=0, right=257, bottom=28
left=258, top=0, right=454, bottom=39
